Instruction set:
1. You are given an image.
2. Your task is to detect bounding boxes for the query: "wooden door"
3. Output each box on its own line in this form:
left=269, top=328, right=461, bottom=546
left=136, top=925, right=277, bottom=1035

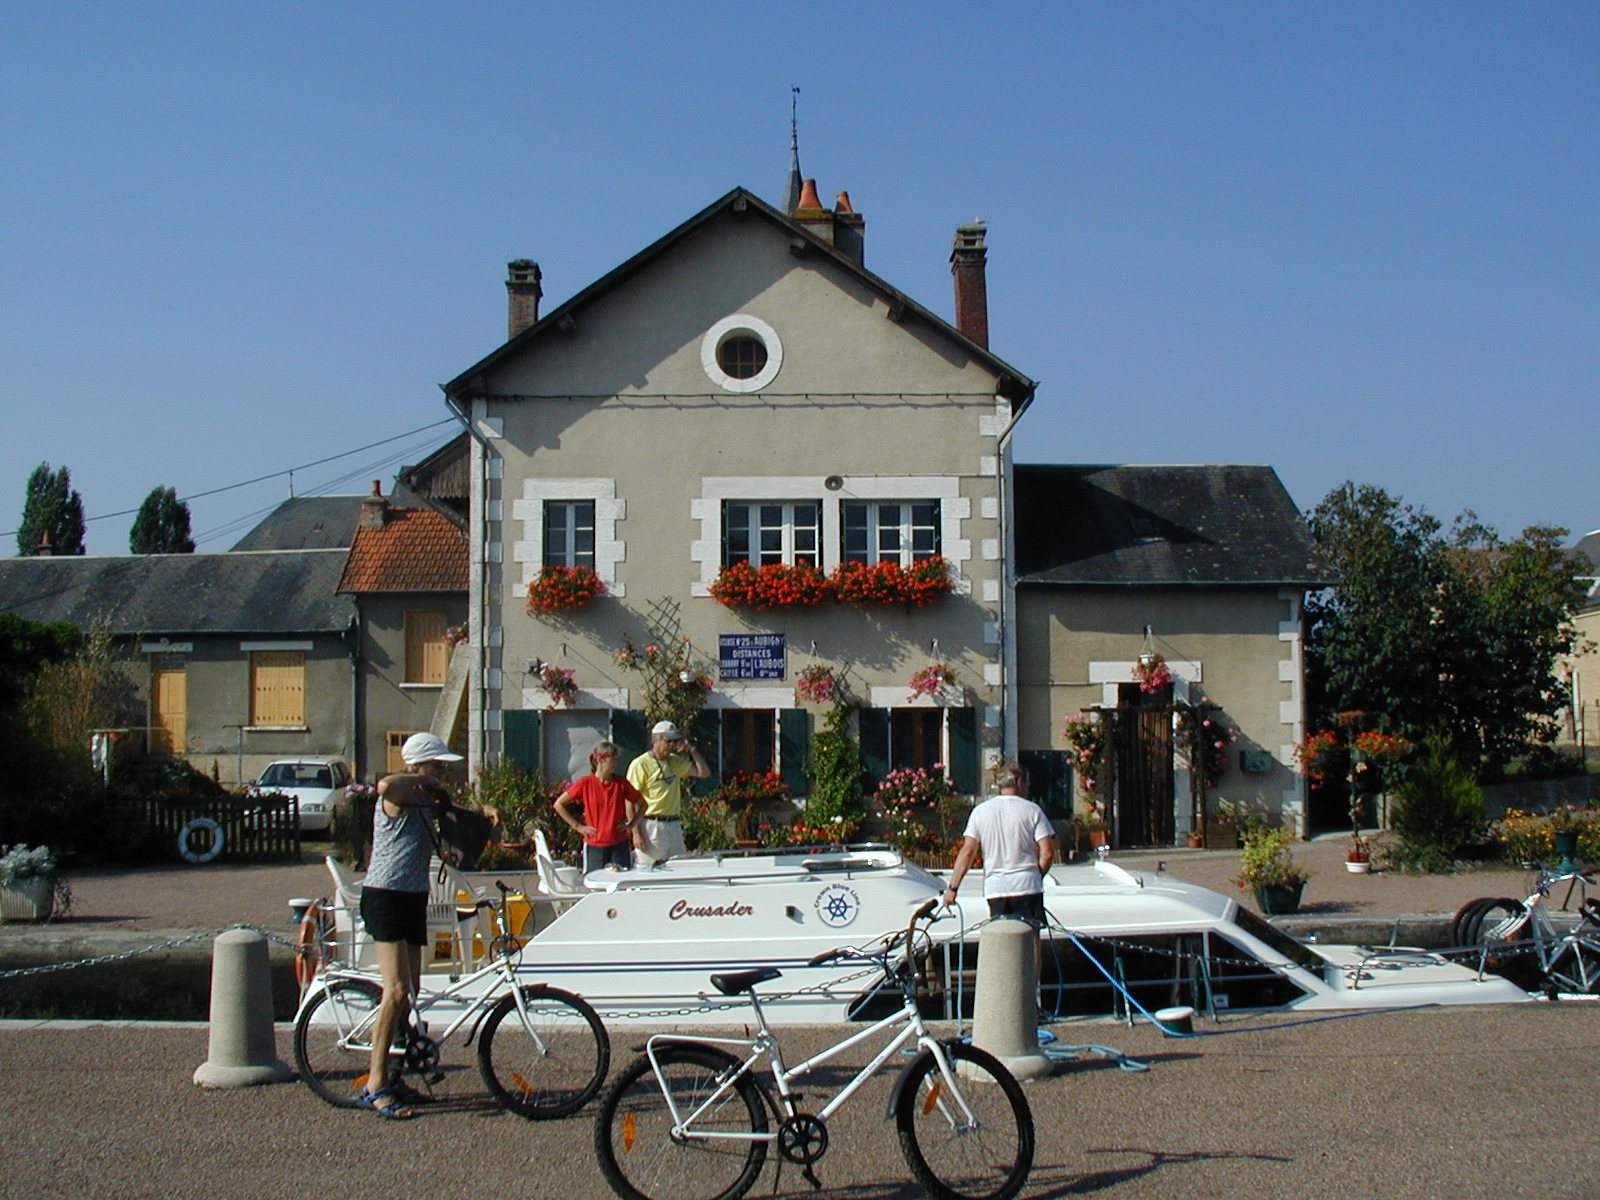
left=152, top=661, right=186, bottom=755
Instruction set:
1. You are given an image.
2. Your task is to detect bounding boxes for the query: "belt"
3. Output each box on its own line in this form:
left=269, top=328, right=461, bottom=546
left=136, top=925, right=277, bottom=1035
left=646, top=814, right=680, bottom=823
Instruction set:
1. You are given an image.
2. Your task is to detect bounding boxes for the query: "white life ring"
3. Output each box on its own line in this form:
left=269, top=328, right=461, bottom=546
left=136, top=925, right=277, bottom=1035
left=178, top=817, right=224, bottom=863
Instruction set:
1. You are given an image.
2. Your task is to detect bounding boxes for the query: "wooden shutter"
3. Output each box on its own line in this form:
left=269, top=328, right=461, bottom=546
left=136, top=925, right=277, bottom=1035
left=503, top=709, right=542, bottom=773
left=611, top=709, right=648, bottom=765
left=405, top=611, right=449, bottom=684
left=251, top=651, right=305, bottom=726
left=858, top=707, right=889, bottom=789
left=779, top=708, right=809, bottom=795
left=947, top=707, right=979, bottom=794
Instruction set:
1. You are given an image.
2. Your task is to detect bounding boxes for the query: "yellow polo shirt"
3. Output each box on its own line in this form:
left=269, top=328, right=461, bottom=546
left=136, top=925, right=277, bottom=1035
left=626, top=751, right=691, bottom=818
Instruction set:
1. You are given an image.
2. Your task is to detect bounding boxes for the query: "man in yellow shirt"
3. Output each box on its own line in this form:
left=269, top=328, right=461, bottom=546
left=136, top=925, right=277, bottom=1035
left=626, top=720, right=710, bottom=864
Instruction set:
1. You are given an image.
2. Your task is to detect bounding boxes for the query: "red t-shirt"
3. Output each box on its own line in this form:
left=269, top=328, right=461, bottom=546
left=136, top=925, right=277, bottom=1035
left=564, top=774, right=642, bottom=847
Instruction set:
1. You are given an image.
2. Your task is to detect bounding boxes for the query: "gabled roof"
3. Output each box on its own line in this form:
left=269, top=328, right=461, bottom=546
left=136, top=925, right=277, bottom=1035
left=229, top=483, right=423, bottom=551
left=0, top=551, right=354, bottom=634
left=337, top=507, right=468, bottom=594
left=1573, top=530, right=1600, bottom=611
left=1014, top=465, right=1331, bottom=587
left=441, top=186, right=1037, bottom=409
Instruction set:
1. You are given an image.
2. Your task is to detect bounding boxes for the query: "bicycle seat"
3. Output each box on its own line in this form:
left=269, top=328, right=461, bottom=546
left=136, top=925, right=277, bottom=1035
left=710, top=967, right=782, bottom=996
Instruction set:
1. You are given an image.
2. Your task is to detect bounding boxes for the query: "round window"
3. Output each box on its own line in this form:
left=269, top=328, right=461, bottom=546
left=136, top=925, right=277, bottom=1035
left=701, top=315, right=782, bottom=392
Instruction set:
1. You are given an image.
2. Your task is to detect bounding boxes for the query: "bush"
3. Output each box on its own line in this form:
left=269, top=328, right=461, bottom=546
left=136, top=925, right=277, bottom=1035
left=1387, top=737, right=1487, bottom=871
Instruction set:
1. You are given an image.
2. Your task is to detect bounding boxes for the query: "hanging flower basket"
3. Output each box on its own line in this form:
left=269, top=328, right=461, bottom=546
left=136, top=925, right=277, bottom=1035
left=710, top=561, right=830, bottom=609
left=907, top=662, right=957, bottom=703
left=794, top=664, right=841, bottom=706
left=538, top=664, right=580, bottom=710
left=526, top=565, right=606, bottom=616
left=1133, top=652, right=1173, bottom=693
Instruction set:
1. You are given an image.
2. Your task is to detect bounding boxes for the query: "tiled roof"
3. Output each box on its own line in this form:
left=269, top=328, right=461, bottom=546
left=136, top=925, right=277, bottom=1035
left=337, top=507, right=468, bottom=593
left=0, top=550, right=354, bottom=633
left=1014, top=464, right=1332, bottom=587
left=230, top=482, right=428, bottom=551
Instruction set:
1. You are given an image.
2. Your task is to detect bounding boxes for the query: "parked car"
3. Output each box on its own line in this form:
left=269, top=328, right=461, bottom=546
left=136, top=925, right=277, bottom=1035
left=247, top=757, right=351, bottom=834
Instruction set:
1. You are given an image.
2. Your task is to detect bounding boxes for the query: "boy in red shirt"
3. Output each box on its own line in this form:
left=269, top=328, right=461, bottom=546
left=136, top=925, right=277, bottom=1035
left=553, top=740, right=644, bottom=872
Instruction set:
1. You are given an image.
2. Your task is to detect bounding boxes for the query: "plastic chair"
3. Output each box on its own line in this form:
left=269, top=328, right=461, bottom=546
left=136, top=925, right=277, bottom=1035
left=427, top=858, right=486, bottom=973
left=322, top=855, right=372, bottom=968
left=533, top=828, right=589, bottom=900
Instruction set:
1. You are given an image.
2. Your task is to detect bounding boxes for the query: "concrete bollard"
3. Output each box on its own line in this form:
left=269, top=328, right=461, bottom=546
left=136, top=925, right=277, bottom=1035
left=193, top=928, right=292, bottom=1088
left=970, top=918, right=1053, bottom=1080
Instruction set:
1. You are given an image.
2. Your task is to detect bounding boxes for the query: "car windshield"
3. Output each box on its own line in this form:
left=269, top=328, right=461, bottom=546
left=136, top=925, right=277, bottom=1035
left=259, top=764, right=334, bottom=788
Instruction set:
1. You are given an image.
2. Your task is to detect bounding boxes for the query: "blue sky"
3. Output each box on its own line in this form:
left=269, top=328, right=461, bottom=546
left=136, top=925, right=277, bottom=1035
left=4, top=1, right=1595, bottom=554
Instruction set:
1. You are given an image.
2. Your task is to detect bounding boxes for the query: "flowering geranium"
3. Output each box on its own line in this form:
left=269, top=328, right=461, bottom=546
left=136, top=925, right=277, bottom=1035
left=907, top=663, right=957, bottom=702
left=875, top=765, right=959, bottom=851
left=526, top=565, right=606, bottom=615
left=1294, top=729, right=1341, bottom=786
left=795, top=664, right=841, bottom=706
left=829, top=557, right=952, bottom=607
left=759, top=814, right=862, bottom=848
left=1133, top=653, right=1173, bottom=693
left=710, top=561, right=830, bottom=609
left=1061, top=710, right=1105, bottom=798
left=538, top=664, right=579, bottom=710
left=1352, top=731, right=1411, bottom=761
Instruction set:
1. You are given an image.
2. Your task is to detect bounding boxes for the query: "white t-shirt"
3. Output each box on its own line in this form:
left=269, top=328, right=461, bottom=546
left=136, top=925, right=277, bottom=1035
left=962, top=793, right=1056, bottom=899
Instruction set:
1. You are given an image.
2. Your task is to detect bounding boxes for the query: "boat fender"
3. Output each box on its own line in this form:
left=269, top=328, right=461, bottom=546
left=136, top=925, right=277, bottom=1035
left=177, top=817, right=224, bottom=864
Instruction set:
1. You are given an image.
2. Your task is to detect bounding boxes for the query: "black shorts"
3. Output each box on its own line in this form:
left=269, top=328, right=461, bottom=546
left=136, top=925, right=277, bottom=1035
left=360, top=886, right=428, bottom=946
left=987, top=892, right=1046, bottom=927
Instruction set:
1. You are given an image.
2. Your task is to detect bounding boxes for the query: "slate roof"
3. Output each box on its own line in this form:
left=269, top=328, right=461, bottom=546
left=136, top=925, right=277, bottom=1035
left=0, top=550, right=354, bottom=634
left=442, top=186, right=1037, bottom=410
left=1014, top=465, right=1331, bottom=587
left=337, top=507, right=468, bottom=594
left=230, top=482, right=425, bottom=551
left=1573, top=530, right=1600, bottom=610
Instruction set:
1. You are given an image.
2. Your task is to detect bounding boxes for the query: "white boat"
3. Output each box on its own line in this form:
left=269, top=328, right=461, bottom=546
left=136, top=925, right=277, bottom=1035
left=301, top=846, right=1530, bottom=1027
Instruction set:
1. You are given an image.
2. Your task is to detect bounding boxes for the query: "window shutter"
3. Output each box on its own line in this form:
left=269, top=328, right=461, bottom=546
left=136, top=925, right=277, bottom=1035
left=691, top=710, right=721, bottom=796
left=251, top=651, right=305, bottom=726
left=610, top=709, right=648, bottom=765
left=1020, top=749, right=1072, bottom=818
left=779, top=708, right=809, bottom=795
left=947, top=707, right=979, bottom=794
left=858, top=707, right=889, bottom=788
left=503, top=709, right=542, bottom=773
left=405, top=611, right=449, bottom=684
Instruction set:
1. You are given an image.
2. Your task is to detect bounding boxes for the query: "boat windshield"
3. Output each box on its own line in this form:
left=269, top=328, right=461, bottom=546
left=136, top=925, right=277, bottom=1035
left=1229, top=907, right=1324, bottom=971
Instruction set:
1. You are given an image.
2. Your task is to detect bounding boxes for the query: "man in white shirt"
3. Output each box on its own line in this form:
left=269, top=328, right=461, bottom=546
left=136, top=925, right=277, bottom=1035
left=941, top=762, right=1057, bottom=925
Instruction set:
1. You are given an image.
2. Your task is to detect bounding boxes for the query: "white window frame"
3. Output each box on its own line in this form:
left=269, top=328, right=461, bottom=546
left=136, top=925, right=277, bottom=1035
left=722, top=500, right=821, bottom=568
left=543, top=499, right=597, bottom=569
left=700, top=314, right=783, bottom=393
left=510, top=479, right=625, bottom=594
left=841, top=499, right=942, bottom=566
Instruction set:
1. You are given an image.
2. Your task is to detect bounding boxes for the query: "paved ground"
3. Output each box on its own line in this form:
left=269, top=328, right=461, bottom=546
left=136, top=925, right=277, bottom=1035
left=2, top=1003, right=1597, bottom=1200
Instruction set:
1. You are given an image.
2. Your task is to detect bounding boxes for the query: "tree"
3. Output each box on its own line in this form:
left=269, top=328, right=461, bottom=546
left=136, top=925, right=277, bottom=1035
left=129, top=486, right=195, bottom=553
left=16, top=463, right=86, bottom=556
left=1305, top=482, right=1588, bottom=773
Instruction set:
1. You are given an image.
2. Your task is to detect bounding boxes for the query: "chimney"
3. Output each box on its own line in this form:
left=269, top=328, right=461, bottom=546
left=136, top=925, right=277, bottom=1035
left=35, top=530, right=53, bottom=557
left=790, top=178, right=834, bottom=245
left=359, top=480, right=389, bottom=529
left=950, top=222, right=989, bottom=350
left=506, top=259, right=542, bottom=339
left=833, top=191, right=865, bottom=266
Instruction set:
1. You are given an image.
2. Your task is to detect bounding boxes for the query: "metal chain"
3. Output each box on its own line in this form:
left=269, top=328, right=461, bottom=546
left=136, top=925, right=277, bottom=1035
left=0, top=923, right=296, bottom=981
left=607, top=962, right=884, bottom=1022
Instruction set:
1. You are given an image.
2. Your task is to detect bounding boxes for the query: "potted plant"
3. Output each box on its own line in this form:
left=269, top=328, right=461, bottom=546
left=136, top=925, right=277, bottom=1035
left=1133, top=652, right=1173, bottom=693
left=526, top=565, right=607, bottom=616
left=1346, top=833, right=1373, bottom=874
left=794, top=664, right=842, bottom=707
left=0, top=844, right=71, bottom=922
left=537, top=663, right=580, bottom=710
left=907, top=662, right=957, bottom=703
left=1204, top=796, right=1244, bottom=849
left=1232, top=826, right=1310, bottom=915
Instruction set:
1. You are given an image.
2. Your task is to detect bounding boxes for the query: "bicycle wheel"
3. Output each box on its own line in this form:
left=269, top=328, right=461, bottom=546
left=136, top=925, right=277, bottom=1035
left=895, top=1041, right=1034, bottom=1200
left=476, top=984, right=610, bottom=1119
left=1545, top=938, right=1600, bottom=995
left=293, top=978, right=384, bottom=1108
left=595, top=1045, right=768, bottom=1200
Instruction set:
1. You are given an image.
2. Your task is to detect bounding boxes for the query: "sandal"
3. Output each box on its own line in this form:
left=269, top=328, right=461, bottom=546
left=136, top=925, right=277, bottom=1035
left=358, top=1085, right=416, bottom=1120
left=389, top=1080, right=435, bottom=1106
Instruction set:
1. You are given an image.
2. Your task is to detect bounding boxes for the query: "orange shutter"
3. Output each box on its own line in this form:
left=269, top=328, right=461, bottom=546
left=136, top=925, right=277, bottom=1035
left=406, top=611, right=450, bottom=684
left=251, top=651, right=306, bottom=726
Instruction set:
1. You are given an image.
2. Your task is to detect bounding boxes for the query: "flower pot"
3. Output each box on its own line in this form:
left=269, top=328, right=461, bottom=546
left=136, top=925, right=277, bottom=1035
left=1254, top=881, right=1304, bottom=915
left=1205, top=822, right=1240, bottom=850
left=1187, top=834, right=1204, bottom=849
left=1345, top=859, right=1371, bottom=874
left=1554, top=829, right=1580, bottom=869
left=1, top=876, right=54, bottom=922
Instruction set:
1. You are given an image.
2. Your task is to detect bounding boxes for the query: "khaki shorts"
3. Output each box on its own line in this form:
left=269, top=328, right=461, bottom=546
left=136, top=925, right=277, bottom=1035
left=635, top=816, right=686, bottom=865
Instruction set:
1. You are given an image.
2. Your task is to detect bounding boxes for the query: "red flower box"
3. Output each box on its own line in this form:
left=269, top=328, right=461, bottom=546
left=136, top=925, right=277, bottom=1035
left=526, top=565, right=606, bottom=615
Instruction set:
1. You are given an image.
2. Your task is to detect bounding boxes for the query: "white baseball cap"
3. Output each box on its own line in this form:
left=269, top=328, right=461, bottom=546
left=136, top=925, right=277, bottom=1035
left=651, top=721, right=683, bottom=740
left=401, top=732, right=464, bottom=765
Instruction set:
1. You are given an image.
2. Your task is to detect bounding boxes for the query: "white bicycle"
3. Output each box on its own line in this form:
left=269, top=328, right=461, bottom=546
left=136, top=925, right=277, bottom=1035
left=594, top=899, right=1035, bottom=1200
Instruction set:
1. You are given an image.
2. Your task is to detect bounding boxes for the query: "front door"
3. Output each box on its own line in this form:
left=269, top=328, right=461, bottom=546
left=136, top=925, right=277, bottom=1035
left=151, top=656, right=187, bottom=755
left=1111, top=685, right=1175, bottom=847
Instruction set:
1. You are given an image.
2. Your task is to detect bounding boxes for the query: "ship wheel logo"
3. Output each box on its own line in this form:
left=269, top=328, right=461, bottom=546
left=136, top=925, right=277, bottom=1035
left=814, top=883, right=861, bottom=928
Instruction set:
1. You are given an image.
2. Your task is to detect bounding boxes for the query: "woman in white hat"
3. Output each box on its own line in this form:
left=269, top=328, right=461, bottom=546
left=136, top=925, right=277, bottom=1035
left=357, top=731, right=463, bottom=1118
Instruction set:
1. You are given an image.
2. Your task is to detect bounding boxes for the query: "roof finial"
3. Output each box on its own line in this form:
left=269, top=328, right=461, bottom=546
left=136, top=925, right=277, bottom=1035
left=783, top=85, right=802, bottom=212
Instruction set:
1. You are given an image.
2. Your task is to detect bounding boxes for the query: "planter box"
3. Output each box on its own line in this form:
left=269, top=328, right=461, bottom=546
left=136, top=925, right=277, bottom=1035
left=1, top=876, right=54, bottom=922
left=1204, top=821, right=1240, bottom=849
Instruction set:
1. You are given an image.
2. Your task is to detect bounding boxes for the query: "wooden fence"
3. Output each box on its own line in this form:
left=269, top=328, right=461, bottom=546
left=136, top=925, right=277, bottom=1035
left=135, top=795, right=301, bottom=864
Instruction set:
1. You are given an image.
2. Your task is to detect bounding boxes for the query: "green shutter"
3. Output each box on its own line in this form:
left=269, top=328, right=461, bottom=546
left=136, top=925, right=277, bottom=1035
left=691, top=710, right=721, bottom=795
left=611, top=709, right=648, bottom=764
left=503, top=709, right=542, bottom=773
left=1020, top=749, right=1072, bottom=818
left=859, top=707, right=889, bottom=789
left=780, top=708, right=809, bottom=795
left=947, top=707, right=979, bottom=794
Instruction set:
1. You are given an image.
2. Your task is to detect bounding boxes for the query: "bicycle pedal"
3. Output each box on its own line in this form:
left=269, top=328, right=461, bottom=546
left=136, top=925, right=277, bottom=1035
left=425, top=1072, right=445, bottom=1085
left=801, top=1166, right=823, bottom=1192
